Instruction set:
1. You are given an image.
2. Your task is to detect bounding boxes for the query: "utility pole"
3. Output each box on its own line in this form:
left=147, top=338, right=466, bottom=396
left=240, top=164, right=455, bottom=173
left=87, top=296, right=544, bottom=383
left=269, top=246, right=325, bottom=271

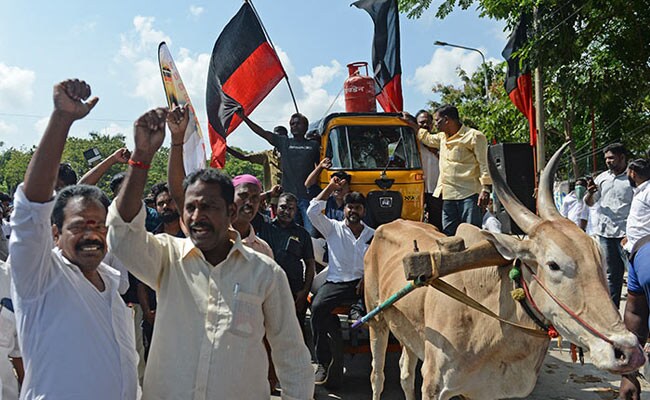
left=533, top=8, right=545, bottom=175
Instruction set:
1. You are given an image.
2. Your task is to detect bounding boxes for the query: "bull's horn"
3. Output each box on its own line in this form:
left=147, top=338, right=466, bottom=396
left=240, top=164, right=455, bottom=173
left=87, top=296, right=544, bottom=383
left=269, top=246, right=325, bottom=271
left=538, top=142, right=570, bottom=220
left=488, top=148, right=541, bottom=233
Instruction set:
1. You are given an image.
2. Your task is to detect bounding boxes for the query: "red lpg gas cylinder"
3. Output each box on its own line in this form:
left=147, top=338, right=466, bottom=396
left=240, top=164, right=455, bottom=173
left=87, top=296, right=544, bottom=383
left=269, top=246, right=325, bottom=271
left=344, top=62, right=376, bottom=112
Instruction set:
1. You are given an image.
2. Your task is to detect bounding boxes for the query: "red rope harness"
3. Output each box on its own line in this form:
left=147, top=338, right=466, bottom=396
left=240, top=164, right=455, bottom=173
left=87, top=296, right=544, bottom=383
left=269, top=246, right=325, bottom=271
left=520, top=263, right=614, bottom=345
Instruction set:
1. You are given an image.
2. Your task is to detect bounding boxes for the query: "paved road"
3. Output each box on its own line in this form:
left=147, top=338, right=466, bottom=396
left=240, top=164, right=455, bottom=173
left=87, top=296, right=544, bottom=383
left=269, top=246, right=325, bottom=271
left=295, top=342, right=649, bottom=399
left=271, top=297, right=649, bottom=399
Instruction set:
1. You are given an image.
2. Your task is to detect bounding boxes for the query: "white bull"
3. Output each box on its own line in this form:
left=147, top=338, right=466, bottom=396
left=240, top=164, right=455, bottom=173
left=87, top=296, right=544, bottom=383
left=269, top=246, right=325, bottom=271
left=364, top=144, right=645, bottom=399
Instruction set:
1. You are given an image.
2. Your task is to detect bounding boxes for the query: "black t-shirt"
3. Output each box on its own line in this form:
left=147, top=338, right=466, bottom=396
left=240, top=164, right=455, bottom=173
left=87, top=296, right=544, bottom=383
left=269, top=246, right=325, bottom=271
left=271, top=135, right=320, bottom=199
left=254, top=214, right=314, bottom=293
left=120, top=273, right=141, bottom=304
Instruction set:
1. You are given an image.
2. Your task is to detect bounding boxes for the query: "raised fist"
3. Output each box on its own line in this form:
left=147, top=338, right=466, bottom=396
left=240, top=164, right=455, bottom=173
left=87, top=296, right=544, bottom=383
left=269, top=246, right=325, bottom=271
left=167, top=105, right=189, bottom=145
left=53, top=79, right=99, bottom=121
left=110, top=148, right=131, bottom=164
left=133, top=108, right=168, bottom=160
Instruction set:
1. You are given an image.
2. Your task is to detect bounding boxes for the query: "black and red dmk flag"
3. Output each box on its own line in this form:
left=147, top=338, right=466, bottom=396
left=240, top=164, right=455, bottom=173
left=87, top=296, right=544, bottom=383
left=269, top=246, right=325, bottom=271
left=502, top=14, right=537, bottom=146
left=206, top=2, right=284, bottom=168
left=353, top=0, right=403, bottom=113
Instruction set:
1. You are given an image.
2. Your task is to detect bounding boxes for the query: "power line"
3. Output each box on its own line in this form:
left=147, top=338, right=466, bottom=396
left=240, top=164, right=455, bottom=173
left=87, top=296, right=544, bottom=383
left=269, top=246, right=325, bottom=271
left=537, top=2, right=589, bottom=43
left=0, top=112, right=282, bottom=125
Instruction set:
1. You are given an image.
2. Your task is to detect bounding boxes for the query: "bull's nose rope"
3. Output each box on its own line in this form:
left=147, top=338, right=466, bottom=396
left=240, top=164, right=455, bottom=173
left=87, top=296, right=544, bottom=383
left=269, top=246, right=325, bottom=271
left=517, top=263, right=614, bottom=345
left=509, top=263, right=558, bottom=338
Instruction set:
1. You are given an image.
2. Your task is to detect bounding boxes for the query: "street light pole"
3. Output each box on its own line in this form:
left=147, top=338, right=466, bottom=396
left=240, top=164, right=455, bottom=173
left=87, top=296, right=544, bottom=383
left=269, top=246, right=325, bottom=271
left=434, top=41, right=490, bottom=100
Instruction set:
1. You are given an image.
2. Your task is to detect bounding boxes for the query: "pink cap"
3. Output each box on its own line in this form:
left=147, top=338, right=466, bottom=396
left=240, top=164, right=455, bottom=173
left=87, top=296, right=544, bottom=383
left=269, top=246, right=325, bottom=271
left=232, top=174, right=262, bottom=189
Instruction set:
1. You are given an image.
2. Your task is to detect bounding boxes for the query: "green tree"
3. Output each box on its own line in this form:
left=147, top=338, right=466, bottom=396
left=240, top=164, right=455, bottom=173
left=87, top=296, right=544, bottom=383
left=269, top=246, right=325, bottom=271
left=426, top=61, right=530, bottom=144
left=0, top=131, right=173, bottom=198
left=222, top=147, right=264, bottom=181
left=60, top=132, right=128, bottom=195
left=0, top=147, right=34, bottom=194
left=399, top=0, right=650, bottom=177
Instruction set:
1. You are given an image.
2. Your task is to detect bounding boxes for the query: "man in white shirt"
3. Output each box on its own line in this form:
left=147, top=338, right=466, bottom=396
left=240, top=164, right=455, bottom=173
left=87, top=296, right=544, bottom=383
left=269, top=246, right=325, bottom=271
left=561, top=177, right=589, bottom=231
left=618, top=158, right=650, bottom=399
left=585, top=143, right=634, bottom=308
left=307, top=177, right=375, bottom=387
left=481, top=197, right=502, bottom=233
left=0, top=261, right=22, bottom=400
left=624, top=159, right=650, bottom=253
left=9, top=79, right=138, bottom=399
left=108, top=106, right=313, bottom=400
left=416, top=110, right=443, bottom=231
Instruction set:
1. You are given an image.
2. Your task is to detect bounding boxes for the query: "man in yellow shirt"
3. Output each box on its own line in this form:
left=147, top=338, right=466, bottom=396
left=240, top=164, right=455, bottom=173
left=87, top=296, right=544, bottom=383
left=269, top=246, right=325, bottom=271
left=416, top=105, right=492, bottom=236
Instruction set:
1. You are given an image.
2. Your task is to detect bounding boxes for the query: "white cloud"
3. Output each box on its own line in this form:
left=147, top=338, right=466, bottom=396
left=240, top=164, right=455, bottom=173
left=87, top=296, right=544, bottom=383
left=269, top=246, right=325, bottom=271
left=119, top=16, right=171, bottom=60
left=0, top=63, right=36, bottom=109
left=0, top=120, right=18, bottom=138
left=189, top=5, right=204, bottom=17
left=100, top=122, right=130, bottom=137
left=408, top=47, right=488, bottom=93
left=33, top=117, right=49, bottom=136
left=228, top=56, right=345, bottom=152
left=298, top=60, right=342, bottom=93
left=174, top=48, right=211, bottom=108
left=132, top=58, right=167, bottom=106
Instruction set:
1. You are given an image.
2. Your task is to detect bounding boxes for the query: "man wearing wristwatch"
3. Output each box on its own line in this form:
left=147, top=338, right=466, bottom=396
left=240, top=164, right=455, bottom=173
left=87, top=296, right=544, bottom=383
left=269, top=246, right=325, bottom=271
left=414, top=105, right=492, bottom=236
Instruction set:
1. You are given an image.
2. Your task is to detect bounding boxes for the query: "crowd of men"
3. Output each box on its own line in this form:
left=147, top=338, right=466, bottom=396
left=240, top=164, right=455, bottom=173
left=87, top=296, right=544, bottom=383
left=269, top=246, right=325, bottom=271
left=0, top=78, right=647, bottom=399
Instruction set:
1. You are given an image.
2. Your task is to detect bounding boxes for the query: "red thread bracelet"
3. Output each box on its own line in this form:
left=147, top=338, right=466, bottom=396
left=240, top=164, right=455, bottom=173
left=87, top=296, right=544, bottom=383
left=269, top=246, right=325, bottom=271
left=128, top=159, right=151, bottom=170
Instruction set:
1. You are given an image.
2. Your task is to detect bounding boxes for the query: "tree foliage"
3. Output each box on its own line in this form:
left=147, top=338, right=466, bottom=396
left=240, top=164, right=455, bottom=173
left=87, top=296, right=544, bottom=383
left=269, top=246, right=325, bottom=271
left=399, top=0, right=650, bottom=177
left=0, top=132, right=169, bottom=197
left=425, top=61, right=530, bottom=144
left=0, top=134, right=264, bottom=199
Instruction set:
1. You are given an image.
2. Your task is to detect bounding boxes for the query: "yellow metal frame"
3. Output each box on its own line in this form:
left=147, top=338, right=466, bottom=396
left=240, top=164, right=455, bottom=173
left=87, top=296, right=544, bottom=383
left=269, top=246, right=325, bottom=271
left=319, top=114, right=424, bottom=222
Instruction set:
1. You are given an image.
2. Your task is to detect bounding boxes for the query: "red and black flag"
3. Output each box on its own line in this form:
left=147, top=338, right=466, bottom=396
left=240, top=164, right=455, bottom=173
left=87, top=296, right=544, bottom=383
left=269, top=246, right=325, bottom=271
left=206, top=2, right=285, bottom=168
left=502, top=14, right=537, bottom=146
left=353, top=0, right=403, bottom=113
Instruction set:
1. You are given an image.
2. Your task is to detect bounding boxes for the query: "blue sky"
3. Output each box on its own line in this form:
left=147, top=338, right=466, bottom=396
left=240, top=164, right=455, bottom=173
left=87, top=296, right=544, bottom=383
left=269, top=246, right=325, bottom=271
left=0, top=1, right=506, bottom=155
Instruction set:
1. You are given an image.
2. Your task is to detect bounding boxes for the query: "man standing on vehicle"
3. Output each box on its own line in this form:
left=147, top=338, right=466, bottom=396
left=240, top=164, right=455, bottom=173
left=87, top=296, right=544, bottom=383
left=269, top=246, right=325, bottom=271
left=415, top=110, right=443, bottom=231
left=414, top=105, right=492, bottom=236
left=238, top=110, right=320, bottom=235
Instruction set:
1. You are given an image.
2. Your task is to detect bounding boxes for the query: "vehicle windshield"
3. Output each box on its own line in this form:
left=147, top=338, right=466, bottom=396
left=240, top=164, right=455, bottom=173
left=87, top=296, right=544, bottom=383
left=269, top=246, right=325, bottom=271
left=325, top=125, right=421, bottom=170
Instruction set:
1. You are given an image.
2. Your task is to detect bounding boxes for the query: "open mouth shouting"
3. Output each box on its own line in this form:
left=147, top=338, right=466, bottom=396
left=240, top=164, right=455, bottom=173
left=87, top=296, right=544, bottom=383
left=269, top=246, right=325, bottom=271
left=75, top=240, right=105, bottom=254
left=190, top=222, right=214, bottom=239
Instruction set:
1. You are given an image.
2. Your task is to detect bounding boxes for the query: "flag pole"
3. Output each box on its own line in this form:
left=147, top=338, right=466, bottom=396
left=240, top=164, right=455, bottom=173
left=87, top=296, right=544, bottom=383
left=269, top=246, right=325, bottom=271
left=246, top=0, right=300, bottom=114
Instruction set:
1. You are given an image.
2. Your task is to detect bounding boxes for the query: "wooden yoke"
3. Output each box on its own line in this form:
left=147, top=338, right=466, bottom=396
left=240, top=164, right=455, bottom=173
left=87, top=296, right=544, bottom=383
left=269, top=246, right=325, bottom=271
left=403, top=237, right=509, bottom=283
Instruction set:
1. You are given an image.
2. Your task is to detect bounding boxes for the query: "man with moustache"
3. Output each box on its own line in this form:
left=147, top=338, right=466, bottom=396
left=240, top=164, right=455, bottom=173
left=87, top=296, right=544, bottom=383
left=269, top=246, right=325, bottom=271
left=585, top=143, right=634, bottom=308
left=254, top=193, right=315, bottom=330
left=9, top=79, right=138, bottom=399
left=231, top=174, right=273, bottom=258
left=108, top=106, right=313, bottom=399
left=150, top=183, right=183, bottom=237
left=307, top=177, right=374, bottom=386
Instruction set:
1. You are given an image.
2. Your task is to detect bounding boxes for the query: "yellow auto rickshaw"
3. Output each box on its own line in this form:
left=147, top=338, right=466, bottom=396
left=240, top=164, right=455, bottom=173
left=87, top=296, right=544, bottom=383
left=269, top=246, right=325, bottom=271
left=318, top=112, right=424, bottom=226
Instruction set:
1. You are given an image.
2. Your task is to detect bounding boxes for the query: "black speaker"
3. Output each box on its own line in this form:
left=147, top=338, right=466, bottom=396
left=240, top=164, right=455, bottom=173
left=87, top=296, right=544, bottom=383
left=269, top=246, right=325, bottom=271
left=488, top=143, right=536, bottom=235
